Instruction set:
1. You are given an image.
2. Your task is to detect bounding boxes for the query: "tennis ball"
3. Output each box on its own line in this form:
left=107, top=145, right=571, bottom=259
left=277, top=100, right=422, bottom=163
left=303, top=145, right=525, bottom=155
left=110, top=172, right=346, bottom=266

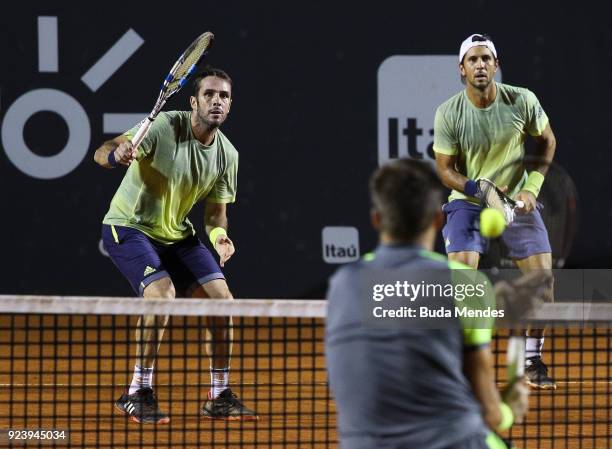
left=480, top=208, right=506, bottom=238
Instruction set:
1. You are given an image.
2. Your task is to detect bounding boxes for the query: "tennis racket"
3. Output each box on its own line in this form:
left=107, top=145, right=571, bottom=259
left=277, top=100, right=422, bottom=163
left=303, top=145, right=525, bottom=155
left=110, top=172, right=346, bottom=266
left=499, top=271, right=553, bottom=381
left=131, top=31, right=214, bottom=150
left=477, top=178, right=525, bottom=225
left=488, top=157, right=579, bottom=269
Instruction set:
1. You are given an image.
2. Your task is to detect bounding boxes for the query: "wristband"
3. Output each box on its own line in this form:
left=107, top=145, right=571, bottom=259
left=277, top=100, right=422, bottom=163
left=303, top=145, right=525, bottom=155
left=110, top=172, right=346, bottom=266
left=209, top=227, right=227, bottom=246
left=521, top=171, right=545, bottom=198
left=464, top=179, right=479, bottom=197
left=107, top=150, right=118, bottom=167
left=497, top=402, right=514, bottom=431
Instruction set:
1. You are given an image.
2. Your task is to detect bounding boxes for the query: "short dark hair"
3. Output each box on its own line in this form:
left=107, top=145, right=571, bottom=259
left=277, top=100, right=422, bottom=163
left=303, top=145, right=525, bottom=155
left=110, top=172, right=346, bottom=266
left=369, top=159, right=444, bottom=242
left=193, top=67, right=233, bottom=96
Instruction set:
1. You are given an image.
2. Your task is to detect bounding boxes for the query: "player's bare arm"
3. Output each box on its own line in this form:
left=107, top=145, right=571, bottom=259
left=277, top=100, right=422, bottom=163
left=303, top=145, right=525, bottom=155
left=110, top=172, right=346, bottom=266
left=93, top=135, right=138, bottom=168
left=516, top=124, right=557, bottom=213
left=205, top=201, right=235, bottom=267
left=464, top=346, right=529, bottom=430
left=434, top=153, right=471, bottom=192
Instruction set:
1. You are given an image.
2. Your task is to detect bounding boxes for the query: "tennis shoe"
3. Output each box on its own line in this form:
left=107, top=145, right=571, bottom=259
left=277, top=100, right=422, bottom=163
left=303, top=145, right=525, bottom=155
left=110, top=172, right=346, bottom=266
left=201, top=388, right=258, bottom=421
left=114, top=387, right=170, bottom=424
left=525, top=356, right=557, bottom=390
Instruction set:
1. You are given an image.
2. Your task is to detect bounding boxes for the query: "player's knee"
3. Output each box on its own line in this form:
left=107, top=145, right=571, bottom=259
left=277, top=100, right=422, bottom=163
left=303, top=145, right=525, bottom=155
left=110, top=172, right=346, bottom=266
left=192, top=279, right=233, bottom=299
left=448, top=251, right=479, bottom=268
left=218, top=285, right=233, bottom=299
left=143, top=277, right=176, bottom=299
left=543, top=271, right=555, bottom=303
left=210, top=285, right=233, bottom=300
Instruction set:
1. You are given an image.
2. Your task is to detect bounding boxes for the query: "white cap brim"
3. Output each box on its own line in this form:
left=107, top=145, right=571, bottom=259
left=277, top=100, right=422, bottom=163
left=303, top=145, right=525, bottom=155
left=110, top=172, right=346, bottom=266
left=459, top=34, right=497, bottom=62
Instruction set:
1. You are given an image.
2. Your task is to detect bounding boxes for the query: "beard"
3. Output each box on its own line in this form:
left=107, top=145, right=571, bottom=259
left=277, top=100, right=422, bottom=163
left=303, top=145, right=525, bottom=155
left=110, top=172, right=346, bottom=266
left=469, top=76, right=492, bottom=91
left=195, top=108, right=223, bottom=129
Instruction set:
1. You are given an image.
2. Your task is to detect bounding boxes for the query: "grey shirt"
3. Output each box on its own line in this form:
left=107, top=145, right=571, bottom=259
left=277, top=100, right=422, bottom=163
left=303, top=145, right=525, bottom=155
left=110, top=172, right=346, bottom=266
left=325, top=245, right=490, bottom=449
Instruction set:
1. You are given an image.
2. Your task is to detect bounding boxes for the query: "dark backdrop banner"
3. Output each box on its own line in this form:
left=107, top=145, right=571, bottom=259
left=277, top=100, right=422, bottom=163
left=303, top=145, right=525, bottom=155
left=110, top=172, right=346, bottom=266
left=1, top=1, right=609, bottom=297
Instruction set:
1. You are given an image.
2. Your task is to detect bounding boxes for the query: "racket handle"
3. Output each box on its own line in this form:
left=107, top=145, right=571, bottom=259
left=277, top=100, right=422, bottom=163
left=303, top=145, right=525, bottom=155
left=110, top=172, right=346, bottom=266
left=515, top=200, right=525, bottom=209
left=507, top=335, right=526, bottom=383
left=131, top=117, right=153, bottom=150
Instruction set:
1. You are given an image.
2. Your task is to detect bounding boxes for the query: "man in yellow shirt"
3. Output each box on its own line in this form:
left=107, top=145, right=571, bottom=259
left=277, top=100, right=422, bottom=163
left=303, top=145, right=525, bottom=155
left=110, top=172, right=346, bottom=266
left=433, top=34, right=557, bottom=389
left=95, top=68, right=257, bottom=423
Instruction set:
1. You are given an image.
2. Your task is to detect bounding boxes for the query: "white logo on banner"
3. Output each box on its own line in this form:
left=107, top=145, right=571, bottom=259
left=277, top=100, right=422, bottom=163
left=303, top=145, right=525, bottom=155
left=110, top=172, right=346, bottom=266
left=377, top=55, right=501, bottom=166
left=322, top=227, right=360, bottom=264
left=0, top=16, right=146, bottom=179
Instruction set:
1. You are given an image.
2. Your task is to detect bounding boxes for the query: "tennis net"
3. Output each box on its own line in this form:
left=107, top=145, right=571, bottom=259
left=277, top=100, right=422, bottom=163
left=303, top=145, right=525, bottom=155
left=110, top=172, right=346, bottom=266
left=494, top=305, right=612, bottom=449
left=0, top=296, right=610, bottom=448
left=0, top=296, right=332, bottom=448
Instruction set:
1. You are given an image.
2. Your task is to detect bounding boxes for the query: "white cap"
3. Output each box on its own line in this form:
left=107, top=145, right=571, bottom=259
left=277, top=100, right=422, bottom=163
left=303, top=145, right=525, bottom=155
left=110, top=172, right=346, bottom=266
left=459, top=34, right=497, bottom=62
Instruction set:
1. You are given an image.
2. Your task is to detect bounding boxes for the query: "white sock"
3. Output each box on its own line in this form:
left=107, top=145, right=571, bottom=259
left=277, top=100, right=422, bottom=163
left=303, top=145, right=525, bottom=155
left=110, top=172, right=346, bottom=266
left=129, top=365, right=154, bottom=395
left=525, top=337, right=544, bottom=363
left=209, top=368, right=230, bottom=399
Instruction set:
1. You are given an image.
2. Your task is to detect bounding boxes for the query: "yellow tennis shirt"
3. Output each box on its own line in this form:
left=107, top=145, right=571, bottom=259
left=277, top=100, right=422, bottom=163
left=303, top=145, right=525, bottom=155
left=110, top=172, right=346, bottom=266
left=433, top=82, right=549, bottom=203
left=103, top=111, right=238, bottom=244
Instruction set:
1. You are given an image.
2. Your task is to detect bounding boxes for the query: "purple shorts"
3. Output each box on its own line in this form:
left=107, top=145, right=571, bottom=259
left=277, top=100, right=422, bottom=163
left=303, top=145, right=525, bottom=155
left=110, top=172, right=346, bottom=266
left=101, top=225, right=225, bottom=296
left=441, top=200, right=551, bottom=260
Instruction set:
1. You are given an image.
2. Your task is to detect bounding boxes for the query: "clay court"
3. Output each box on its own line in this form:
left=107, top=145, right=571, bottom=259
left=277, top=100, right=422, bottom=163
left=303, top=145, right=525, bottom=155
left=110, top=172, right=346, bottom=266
left=0, top=313, right=609, bottom=448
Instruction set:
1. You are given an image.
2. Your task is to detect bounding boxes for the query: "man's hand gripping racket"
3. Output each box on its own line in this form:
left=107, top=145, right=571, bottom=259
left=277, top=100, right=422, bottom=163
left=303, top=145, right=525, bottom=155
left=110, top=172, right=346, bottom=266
left=476, top=178, right=525, bottom=225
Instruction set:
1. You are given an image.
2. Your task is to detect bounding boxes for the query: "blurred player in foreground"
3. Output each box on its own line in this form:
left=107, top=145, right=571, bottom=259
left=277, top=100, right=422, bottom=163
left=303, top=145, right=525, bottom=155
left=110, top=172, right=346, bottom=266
left=434, top=34, right=557, bottom=389
left=326, top=159, right=529, bottom=449
left=95, top=67, right=257, bottom=423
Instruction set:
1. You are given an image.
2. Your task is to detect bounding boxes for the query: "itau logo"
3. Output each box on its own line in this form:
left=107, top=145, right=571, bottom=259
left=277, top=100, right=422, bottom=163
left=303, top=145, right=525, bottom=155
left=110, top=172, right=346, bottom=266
left=1, top=16, right=146, bottom=179
left=377, top=55, right=501, bottom=166
left=322, top=227, right=360, bottom=264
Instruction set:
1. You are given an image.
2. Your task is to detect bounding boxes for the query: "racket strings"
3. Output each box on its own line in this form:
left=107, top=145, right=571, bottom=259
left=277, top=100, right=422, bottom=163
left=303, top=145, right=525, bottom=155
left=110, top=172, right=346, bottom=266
left=480, top=181, right=515, bottom=224
left=175, top=34, right=213, bottom=78
left=165, top=33, right=214, bottom=94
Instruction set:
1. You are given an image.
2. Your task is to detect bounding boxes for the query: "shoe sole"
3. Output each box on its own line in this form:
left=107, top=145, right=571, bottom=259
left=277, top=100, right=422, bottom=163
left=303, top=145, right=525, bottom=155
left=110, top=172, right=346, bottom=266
left=114, top=402, right=171, bottom=424
left=526, top=380, right=557, bottom=390
left=201, top=414, right=259, bottom=422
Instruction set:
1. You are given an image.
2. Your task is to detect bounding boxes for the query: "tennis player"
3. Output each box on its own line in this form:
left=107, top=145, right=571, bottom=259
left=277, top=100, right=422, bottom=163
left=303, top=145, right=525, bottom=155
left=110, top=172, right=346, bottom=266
left=95, top=68, right=257, bottom=423
left=326, top=159, right=529, bottom=449
left=433, top=34, right=557, bottom=389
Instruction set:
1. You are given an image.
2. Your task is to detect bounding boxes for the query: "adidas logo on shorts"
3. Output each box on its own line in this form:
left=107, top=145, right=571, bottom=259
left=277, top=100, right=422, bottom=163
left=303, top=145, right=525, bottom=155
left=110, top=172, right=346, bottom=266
left=143, top=266, right=156, bottom=276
